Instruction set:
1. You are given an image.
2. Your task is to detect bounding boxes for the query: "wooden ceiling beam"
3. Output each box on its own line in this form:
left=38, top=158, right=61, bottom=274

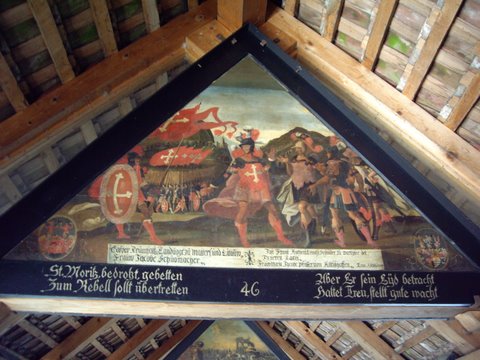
left=265, top=5, right=480, bottom=212
left=0, top=0, right=216, bottom=168
left=185, top=20, right=232, bottom=62
left=27, top=0, right=75, bottom=84
left=338, top=321, right=403, bottom=360
left=89, top=0, right=118, bottom=56
left=108, top=319, right=169, bottom=360
left=40, top=317, right=117, bottom=359
left=217, top=0, right=268, bottom=32
left=394, top=325, right=437, bottom=354
left=256, top=321, right=306, bottom=360
left=0, top=53, right=28, bottom=112
left=1, top=297, right=478, bottom=321
left=284, top=321, right=343, bottom=360
left=323, top=0, right=344, bottom=42
left=144, top=320, right=202, bottom=360
left=142, top=0, right=160, bottom=33
left=0, top=302, right=26, bottom=337
left=362, top=0, right=398, bottom=70
left=400, top=0, right=462, bottom=100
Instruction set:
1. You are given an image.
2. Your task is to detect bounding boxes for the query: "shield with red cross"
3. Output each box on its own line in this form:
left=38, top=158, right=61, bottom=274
left=100, top=164, right=139, bottom=224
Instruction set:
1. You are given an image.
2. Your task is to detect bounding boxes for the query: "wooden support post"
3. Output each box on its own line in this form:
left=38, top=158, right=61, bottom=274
left=118, top=97, right=135, bottom=116
left=323, top=0, right=344, bottom=42
left=27, top=0, right=75, bottom=83
left=284, top=321, right=344, bottom=360
left=142, top=0, right=160, bottom=33
left=89, top=0, right=118, bottom=57
left=256, top=321, right=306, bottom=360
left=400, top=0, right=462, bottom=99
left=0, top=53, right=28, bottom=112
left=217, top=0, right=268, bottom=31
left=362, top=0, right=398, bottom=70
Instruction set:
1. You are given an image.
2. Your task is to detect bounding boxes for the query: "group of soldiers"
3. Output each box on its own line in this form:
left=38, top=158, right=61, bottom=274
left=275, top=134, right=398, bottom=248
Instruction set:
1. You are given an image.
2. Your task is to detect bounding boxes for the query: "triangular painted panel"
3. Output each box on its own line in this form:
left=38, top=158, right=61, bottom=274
left=171, top=321, right=286, bottom=360
left=0, top=25, right=478, bottom=306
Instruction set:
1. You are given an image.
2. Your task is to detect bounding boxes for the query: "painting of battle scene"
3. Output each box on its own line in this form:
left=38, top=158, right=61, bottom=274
left=178, top=321, right=279, bottom=360
left=4, top=57, right=475, bottom=272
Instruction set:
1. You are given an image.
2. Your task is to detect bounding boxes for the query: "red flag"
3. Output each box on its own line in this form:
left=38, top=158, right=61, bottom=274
left=150, top=146, right=212, bottom=166
left=150, top=104, right=238, bottom=141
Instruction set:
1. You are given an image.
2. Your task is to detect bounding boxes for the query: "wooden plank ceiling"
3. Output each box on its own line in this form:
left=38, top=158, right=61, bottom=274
left=1, top=303, right=480, bottom=359
left=0, top=0, right=479, bottom=359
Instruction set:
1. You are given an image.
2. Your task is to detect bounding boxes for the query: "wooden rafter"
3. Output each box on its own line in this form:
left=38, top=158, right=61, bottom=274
left=283, top=0, right=299, bottom=16
left=40, top=317, right=117, bottom=359
left=0, top=53, right=28, bottom=112
left=427, top=320, right=478, bottom=355
left=256, top=321, right=306, bottom=360
left=442, top=44, right=480, bottom=131
left=400, top=0, right=463, bottom=100
left=362, top=0, right=398, bottom=70
left=284, top=321, right=343, bottom=360
left=394, top=325, right=437, bottom=354
left=323, top=0, right=344, bottom=42
left=338, top=321, right=403, bottom=360
left=144, top=320, right=202, bottom=360
left=27, top=0, right=75, bottom=84
left=142, top=0, right=160, bottom=33
left=0, top=1, right=216, bottom=167
left=108, top=319, right=168, bottom=359
left=88, top=0, right=118, bottom=57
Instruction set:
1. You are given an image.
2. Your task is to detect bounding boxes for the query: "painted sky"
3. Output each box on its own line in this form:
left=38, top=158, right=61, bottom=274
left=193, top=320, right=273, bottom=353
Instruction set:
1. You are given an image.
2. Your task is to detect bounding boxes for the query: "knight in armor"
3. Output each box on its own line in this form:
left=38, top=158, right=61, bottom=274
left=126, top=152, right=163, bottom=244
left=231, top=138, right=293, bottom=247
left=326, top=148, right=377, bottom=248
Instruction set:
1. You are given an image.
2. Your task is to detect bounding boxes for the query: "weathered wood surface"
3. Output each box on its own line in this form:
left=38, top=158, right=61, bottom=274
left=0, top=0, right=216, bottom=166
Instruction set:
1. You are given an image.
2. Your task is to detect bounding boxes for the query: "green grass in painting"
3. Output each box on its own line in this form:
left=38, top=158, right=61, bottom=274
left=115, top=0, right=142, bottom=23
left=3, top=18, right=40, bottom=48
left=68, top=22, right=98, bottom=49
left=386, top=32, right=411, bottom=55
left=55, top=0, right=89, bottom=18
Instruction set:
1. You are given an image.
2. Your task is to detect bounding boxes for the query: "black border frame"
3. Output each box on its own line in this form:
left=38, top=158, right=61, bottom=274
left=0, top=24, right=479, bottom=305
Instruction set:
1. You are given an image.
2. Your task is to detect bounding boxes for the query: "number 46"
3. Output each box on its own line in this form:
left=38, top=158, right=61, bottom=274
left=241, top=281, right=260, bottom=297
